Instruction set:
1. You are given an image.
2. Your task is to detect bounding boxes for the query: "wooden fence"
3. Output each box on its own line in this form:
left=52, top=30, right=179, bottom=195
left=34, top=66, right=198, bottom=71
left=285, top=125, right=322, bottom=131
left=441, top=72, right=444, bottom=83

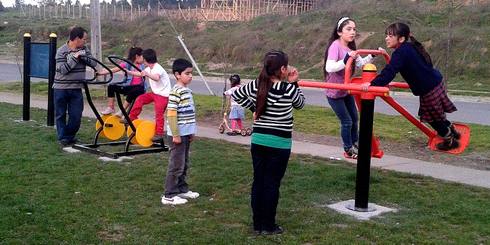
left=15, top=0, right=318, bottom=22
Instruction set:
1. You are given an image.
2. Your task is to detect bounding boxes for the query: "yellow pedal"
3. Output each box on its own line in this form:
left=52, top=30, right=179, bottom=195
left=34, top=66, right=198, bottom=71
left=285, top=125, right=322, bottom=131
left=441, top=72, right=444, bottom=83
left=95, top=115, right=111, bottom=138
left=126, top=119, right=143, bottom=144
left=136, top=120, right=156, bottom=148
left=102, top=115, right=125, bottom=140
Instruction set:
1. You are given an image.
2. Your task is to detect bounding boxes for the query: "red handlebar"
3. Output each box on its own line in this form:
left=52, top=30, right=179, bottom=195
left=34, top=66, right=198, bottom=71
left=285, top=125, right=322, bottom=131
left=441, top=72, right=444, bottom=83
left=344, top=49, right=390, bottom=84
left=298, top=80, right=389, bottom=94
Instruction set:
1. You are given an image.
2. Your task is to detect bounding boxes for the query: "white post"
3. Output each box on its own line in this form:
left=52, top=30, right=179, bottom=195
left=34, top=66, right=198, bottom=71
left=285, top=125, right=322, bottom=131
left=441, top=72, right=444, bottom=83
left=177, top=35, right=214, bottom=96
left=90, top=0, right=102, bottom=61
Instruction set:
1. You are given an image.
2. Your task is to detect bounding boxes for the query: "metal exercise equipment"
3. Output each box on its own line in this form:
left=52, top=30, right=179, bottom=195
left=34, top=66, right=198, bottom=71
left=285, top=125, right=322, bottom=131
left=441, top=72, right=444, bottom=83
left=299, top=49, right=470, bottom=212
left=57, top=55, right=167, bottom=158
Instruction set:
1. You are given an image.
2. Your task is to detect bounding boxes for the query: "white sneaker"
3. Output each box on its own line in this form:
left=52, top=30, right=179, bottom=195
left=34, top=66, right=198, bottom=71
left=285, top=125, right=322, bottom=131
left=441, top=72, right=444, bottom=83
left=178, top=191, right=200, bottom=199
left=101, top=107, right=115, bottom=115
left=161, top=195, right=188, bottom=205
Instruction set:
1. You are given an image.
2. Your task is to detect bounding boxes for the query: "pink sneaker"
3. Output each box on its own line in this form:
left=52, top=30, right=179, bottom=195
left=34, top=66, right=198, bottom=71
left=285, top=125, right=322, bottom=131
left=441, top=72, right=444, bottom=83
left=114, top=110, right=124, bottom=117
left=101, top=107, right=115, bottom=115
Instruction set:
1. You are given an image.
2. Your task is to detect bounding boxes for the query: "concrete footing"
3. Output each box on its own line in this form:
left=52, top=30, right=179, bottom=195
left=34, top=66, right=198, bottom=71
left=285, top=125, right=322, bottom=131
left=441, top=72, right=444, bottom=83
left=327, top=199, right=396, bottom=220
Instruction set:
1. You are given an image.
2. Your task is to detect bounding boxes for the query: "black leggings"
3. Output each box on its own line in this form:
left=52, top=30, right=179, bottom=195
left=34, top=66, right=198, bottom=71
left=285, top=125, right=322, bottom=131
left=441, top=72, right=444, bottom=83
left=429, top=119, right=451, bottom=137
left=250, top=143, right=291, bottom=231
left=107, top=84, right=145, bottom=103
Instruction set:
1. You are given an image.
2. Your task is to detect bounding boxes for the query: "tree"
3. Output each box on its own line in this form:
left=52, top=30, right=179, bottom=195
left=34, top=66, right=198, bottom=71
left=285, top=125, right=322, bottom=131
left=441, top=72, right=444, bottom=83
left=38, top=0, right=57, bottom=6
left=0, top=0, right=5, bottom=11
left=119, top=0, right=130, bottom=6
left=15, top=0, right=24, bottom=9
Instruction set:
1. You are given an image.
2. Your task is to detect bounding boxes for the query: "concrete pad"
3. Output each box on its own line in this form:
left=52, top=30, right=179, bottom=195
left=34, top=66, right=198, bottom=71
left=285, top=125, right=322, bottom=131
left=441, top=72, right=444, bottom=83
left=98, top=156, right=133, bottom=162
left=14, top=119, right=37, bottom=123
left=327, top=199, right=397, bottom=220
left=62, top=147, right=81, bottom=153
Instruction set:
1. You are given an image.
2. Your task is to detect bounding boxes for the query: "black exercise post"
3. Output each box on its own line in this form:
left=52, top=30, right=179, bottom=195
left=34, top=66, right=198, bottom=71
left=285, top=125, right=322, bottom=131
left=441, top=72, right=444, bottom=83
left=47, top=33, right=57, bottom=126
left=354, top=98, right=375, bottom=211
left=23, top=33, right=31, bottom=121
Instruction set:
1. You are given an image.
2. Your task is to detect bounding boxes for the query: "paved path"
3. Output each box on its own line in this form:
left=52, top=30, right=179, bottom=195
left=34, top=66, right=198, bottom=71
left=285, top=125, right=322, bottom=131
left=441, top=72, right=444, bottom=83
left=1, top=91, right=489, bottom=189
left=1, top=62, right=490, bottom=125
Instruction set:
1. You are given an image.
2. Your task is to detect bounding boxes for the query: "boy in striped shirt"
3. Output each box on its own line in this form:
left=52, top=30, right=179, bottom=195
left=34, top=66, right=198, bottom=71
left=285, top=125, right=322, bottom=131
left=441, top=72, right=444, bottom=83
left=161, top=59, right=199, bottom=205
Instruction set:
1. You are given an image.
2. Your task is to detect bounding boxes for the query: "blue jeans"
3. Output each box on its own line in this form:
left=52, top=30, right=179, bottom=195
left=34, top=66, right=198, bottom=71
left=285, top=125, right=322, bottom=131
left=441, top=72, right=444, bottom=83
left=54, top=89, right=84, bottom=142
left=327, top=95, right=358, bottom=151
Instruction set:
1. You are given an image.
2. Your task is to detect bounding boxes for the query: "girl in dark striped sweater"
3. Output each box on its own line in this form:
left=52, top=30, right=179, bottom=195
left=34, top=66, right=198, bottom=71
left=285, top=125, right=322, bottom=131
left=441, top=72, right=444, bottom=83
left=232, top=50, right=305, bottom=235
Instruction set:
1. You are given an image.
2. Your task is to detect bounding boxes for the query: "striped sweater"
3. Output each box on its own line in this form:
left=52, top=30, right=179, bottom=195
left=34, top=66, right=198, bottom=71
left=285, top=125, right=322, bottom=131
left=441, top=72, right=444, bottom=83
left=53, top=43, right=97, bottom=89
left=166, top=85, right=196, bottom=136
left=232, top=79, right=305, bottom=149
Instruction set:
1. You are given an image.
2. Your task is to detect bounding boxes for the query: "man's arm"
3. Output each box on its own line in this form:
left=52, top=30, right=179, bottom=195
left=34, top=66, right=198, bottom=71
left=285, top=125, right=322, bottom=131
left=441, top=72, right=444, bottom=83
left=79, top=48, right=98, bottom=68
left=55, top=50, right=79, bottom=75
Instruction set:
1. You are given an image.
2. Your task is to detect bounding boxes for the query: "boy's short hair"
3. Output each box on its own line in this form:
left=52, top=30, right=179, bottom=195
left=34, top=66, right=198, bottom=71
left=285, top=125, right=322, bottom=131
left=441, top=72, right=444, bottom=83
left=172, top=58, right=193, bottom=75
left=142, top=49, right=157, bottom=64
left=69, top=27, right=87, bottom=41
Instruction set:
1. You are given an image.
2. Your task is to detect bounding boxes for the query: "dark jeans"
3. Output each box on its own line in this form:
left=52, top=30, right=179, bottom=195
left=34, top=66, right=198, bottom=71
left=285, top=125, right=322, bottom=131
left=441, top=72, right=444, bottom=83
left=327, top=95, right=359, bottom=151
left=251, top=143, right=291, bottom=231
left=107, top=84, right=145, bottom=103
left=54, top=88, right=84, bottom=142
left=164, top=135, right=191, bottom=198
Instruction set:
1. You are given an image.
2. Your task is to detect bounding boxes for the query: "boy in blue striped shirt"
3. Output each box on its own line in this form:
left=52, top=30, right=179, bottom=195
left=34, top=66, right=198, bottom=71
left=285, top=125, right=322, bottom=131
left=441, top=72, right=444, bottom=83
left=161, top=58, right=199, bottom=205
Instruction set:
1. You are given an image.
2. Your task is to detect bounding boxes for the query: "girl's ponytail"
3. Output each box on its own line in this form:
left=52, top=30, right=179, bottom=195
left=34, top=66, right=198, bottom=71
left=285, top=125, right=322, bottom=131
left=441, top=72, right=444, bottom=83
left=255, top=51, right=288, bottom=119
left=256, top=69, right=273, bottom=119
left=409, top=36, right=433, bottom=66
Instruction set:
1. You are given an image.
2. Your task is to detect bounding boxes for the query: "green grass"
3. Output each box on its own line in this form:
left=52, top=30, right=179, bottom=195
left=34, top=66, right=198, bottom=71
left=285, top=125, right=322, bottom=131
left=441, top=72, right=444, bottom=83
left=1, top=102, right=490, bottom=243
left=2, top=81, right=489, bottom=154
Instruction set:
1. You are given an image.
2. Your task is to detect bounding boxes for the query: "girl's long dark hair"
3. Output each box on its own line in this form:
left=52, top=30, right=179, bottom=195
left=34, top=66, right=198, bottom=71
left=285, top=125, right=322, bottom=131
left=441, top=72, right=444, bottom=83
left=386, top=22, right=433, bottom=66
left=255, top=50, right=288, bottom=119
left=127, top=47, right=143, bottom=63
left=323, top=17, right=357, bottom=80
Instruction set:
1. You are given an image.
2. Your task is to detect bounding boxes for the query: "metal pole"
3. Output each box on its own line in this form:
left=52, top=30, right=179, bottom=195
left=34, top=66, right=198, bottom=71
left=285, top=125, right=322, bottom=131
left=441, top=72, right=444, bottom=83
left=47, top=33, right=57, bottom=126
left=177, top=35, right=215, bottom=96
left=353, top=98, right=375, bottom=211
left=90, top=0, right=102, bottom=61
left=23, top=33, right=31, bottom=121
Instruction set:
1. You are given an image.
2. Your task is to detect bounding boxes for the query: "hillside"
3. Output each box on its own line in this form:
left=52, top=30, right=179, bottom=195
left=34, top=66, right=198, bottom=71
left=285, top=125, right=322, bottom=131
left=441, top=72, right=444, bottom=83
left=1, top=0, right=489, bottom=93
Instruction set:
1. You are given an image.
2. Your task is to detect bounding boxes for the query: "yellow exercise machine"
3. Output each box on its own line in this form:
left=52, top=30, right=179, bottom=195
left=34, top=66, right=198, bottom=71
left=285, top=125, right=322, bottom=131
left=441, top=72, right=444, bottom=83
left=70, top=55, right=168, bottom=159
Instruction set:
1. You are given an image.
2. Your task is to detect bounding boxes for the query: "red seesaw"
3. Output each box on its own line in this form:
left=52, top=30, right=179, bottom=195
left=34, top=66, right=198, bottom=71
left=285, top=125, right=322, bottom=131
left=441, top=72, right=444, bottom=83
left=299, top=49, right=470, bottom=155
left=298, top=49, right=470, bottom=212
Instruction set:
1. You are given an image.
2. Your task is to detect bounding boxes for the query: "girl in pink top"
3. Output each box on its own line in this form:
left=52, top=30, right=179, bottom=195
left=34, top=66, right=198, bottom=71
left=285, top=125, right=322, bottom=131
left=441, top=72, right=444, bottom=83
left=323, top=17, right=376, bottom=159
left=99, top=47, right=146, bottom=116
